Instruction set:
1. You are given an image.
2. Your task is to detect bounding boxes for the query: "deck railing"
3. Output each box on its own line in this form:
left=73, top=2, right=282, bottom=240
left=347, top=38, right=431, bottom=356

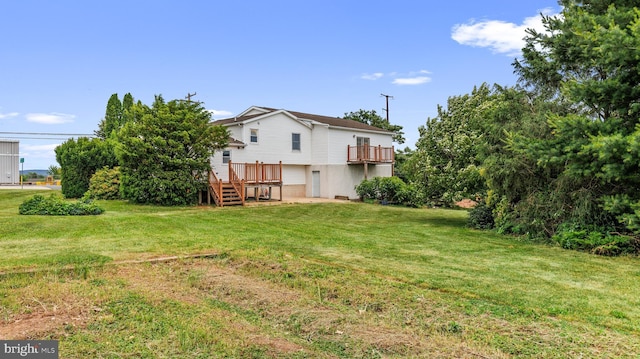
left=347, top=145, right=394, bottom=163
left=229, top=161, right=283, bottom=184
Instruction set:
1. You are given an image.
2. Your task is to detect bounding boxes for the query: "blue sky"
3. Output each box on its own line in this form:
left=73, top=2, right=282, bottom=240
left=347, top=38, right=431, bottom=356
left=0, top=0, right=560, bottom=170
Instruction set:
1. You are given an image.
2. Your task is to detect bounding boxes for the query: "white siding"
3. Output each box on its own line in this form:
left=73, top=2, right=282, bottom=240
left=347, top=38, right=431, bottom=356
left=227, top=125, right=243, bottom=142
left=283, top=164, right=306, bottom=184
left=308, top=164, right=393, bottom=199
left=237, top=113, right=312, bottom=165
left=310, top=124, right=329, bottom=165
left=210, top=149, right=228, bottom=180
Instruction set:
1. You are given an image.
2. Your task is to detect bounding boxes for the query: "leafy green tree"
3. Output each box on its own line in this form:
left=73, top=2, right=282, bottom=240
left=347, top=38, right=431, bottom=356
left=409, top=84, right=493, bottom=206
left=410, top=83, right=562, bottom=215
left=343, top=109, right=405, bottom=144
left=392, top=146, right=414, bottom=183
left=55, top=137, right=118, bottom=198
left=116, top=96, right=229, bottom=205
left=47, top=165, right=61, bottom=179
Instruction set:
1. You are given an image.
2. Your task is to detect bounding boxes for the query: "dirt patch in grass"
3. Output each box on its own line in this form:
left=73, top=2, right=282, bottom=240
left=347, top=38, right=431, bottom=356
left=0, top=312, right=88, bottom=340
left=455, top=199, right=477, bottom=208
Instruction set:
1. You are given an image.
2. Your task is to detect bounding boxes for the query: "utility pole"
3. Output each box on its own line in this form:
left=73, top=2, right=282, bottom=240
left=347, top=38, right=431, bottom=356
left=185, top=92, right=197, bottom=103
left=381, top=93, right=393, bottom=123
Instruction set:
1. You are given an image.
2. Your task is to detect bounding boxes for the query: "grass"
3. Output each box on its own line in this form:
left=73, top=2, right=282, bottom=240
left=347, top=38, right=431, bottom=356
left=0, top=189, right=639, bottom=357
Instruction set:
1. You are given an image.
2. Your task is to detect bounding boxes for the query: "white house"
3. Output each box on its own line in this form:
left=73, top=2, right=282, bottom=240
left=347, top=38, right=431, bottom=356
left=208, top=106, right=394, bottom=205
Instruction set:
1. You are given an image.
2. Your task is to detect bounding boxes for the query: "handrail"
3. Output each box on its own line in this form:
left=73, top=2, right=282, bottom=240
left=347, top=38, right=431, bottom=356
left=347, top=145, right=394, bottom=163
left=228, top=162, right=246, bottom=206
left=208, top=170, right=223, bottom=206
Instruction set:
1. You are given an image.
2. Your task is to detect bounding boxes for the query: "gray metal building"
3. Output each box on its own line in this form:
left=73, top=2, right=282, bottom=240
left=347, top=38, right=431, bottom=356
left=0, top=140, right=19, bottom=184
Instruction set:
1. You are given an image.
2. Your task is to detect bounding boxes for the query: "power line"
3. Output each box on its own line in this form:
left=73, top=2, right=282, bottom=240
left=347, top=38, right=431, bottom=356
left=0, top=137, right=79, bottom=140
left=0, top=132, right=94, bottom=136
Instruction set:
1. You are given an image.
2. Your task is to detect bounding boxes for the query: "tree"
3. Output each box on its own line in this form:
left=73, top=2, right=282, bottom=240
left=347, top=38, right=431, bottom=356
left=55, top=137, right=118, bottom=198
left=95, top=94, right=122, bottom=139
left=47, top=165, right=61, bottom=179
left=343, top=109, right=405, bottom=144
left=122, top=93, right=134, bottom=124
left=95, top=92, right=135, bottom=139
left=116, top=96, right=229, bottom=205
left=409, top=84, right=493, bottom=206
left=512, top=0, right=640, bottom=235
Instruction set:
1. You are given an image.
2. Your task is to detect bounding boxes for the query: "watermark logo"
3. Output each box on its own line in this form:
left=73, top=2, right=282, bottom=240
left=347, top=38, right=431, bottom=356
left=0, top=341, right=58, bottom=358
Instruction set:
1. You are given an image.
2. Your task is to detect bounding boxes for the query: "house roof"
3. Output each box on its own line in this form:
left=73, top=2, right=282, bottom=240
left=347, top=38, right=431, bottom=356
left=213, top=106, right=393, bottom=134
left=228, top=137, right=246, bottom=147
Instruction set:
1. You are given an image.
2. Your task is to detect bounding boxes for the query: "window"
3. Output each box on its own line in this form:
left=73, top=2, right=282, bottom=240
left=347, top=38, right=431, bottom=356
left=356, top=136, right=370, bottom=147
left=356, top=137, right=370, bottom=160
left=250, top=129, right=258, bottom=143
left=222, top=150, right=231, bottom=164
left=292, top=133, right=301, bottom=151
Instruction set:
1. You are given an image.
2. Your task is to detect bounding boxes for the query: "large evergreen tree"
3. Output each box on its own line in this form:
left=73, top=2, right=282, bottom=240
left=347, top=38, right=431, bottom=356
left=95, top=92, right=135, bottom=139
left=116, top=96, right=229, bottom=205
left=513, top=0, right=640, bottom=235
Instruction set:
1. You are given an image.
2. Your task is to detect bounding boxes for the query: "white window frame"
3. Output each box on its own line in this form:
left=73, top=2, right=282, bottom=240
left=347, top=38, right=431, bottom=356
left=250, top=129, right=258, bottom=144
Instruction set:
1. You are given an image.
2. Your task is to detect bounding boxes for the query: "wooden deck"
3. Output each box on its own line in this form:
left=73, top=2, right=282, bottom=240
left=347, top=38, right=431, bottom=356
left=206, top=161, right=283, bottom=207
left=347, top=145, right=394, bottom=164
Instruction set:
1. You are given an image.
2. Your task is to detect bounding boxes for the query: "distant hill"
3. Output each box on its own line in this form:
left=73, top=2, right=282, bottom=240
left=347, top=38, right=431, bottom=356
left=20, top=169, right=50, bottom=177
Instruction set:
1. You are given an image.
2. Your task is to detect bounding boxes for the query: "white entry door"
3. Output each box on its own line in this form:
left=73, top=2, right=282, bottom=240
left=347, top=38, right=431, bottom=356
left=312, top=171, right=320, bottom=197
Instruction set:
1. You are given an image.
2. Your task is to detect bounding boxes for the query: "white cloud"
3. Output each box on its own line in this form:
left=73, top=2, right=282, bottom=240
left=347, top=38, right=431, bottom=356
left=393, top=76, right=432, bottom=86
left=451, top=8, right=558, bottom=56
left=359, top=70, right=433, bottom=86
left=207, top=109, right=233, bottom=118
left=0, top=112, right=19, bottom=119
left=20, top=143, right=61, bottom=167
left=25, top=112, right=75, bottom=124
left=361, top=72, right=384, bottom=80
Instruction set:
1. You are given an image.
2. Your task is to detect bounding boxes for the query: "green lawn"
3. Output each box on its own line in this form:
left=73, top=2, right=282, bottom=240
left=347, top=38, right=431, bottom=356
left=0, top=190, right=638, bottom=358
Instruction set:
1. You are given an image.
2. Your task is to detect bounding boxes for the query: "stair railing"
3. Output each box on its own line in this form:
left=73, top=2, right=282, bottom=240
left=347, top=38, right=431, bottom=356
left=208, top=170, right=223, bottom=206
left=228, top=161, right=246, bottom=206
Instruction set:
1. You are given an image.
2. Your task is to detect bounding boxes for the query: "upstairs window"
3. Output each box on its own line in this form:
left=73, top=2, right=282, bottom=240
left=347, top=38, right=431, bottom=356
left=222, top=150, right=231, bottom=164
left=250, top=129, right=258, bottom=143
left=292, top=133, right=301, bottom=151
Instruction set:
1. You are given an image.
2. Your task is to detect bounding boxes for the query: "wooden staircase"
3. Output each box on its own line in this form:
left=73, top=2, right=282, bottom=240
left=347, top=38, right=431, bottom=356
left=208, top=170, right=245, bottom=207
left=218, top=182, right=243, bottom=206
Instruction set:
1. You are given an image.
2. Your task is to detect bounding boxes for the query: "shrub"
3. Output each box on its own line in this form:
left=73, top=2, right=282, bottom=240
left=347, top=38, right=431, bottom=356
left=552, top=225, right=640, bottom=256
left=19, top=193, right=104, bottom=216
left=355, top=176, right=423, bottom=207
left=87, top=166, right=121, bottom=200
left=355, top=178, right=378, bottom=201
left=468, top=201, right=495, bottom=230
